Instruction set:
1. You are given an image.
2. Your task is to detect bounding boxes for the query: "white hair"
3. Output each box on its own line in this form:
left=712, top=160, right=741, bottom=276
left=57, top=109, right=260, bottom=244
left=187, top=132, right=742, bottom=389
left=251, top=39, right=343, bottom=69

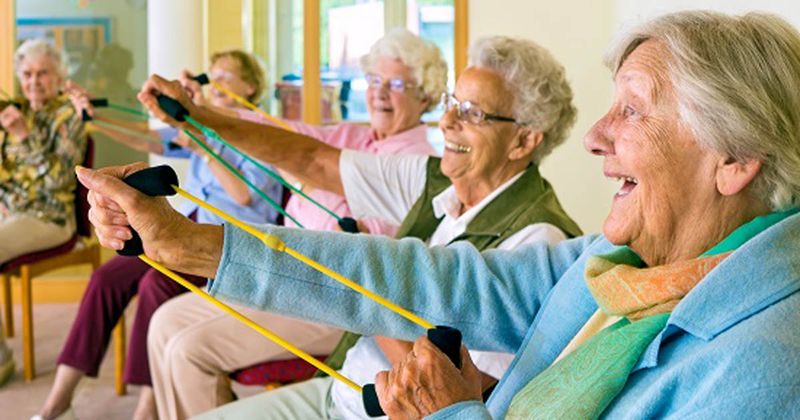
left=469, top=36, right=577, bottom=164
left=360, top=28, right=448, bottom=113
left=14, top=39, right=68, bottom=79
left=606, top=11, right=800, bottom=210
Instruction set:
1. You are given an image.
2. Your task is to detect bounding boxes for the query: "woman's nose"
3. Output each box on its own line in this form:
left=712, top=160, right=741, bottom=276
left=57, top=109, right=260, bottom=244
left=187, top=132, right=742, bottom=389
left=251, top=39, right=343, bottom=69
left=584, top=114, right=614, bottom=156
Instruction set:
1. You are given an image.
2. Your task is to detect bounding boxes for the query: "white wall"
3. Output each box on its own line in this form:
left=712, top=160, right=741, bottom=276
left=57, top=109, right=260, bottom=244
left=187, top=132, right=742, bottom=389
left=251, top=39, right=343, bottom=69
left=469, top=0, right=617, bottom=234
left=612, top=0, right=800, bottom=32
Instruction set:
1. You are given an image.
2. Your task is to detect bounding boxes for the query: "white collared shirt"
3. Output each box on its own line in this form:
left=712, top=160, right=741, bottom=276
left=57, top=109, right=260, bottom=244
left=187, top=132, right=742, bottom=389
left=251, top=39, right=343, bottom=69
left=335, top=150, right=568, bottom=419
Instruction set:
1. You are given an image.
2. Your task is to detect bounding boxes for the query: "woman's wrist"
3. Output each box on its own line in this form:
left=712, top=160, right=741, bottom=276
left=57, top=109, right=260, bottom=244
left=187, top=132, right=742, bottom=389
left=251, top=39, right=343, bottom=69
left=167, top=223, right=224, bottom=278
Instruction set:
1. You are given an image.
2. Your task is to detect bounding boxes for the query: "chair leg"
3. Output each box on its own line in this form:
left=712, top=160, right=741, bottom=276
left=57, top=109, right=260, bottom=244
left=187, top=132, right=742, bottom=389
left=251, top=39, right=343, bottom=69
left=21, top=265, right=35, bottom=381
left=114, top=314, right=127, bottom=396
left=1, top=273, right=13, bottom=338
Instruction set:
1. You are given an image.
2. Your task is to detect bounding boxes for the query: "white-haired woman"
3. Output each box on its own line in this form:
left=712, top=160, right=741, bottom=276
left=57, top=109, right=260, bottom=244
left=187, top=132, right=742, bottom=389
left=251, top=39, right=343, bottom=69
left=85, top=10, right=800, bottom=419
left=138, top=28, right=448, bottom=419
left=1, top=39, right=89, bottom=264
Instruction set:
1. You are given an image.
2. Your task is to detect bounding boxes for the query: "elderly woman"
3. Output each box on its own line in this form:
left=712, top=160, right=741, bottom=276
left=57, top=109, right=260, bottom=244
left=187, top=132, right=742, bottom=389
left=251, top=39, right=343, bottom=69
left=1, top=39, right=88, bottom=264
left=82, top=10, right=800, bottom=418
left=143, top=29, right=448, bottom=419
left=143, top=35, right=580, bottom=419
left=1, top=39, right=88, bottom=390
left=35, top=50, right=284, bottom=420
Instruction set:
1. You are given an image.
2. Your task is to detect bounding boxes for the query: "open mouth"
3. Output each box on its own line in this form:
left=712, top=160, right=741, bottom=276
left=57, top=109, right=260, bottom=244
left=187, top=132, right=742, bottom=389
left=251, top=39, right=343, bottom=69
left=613, top=175, right=638, bottom=198
left=444, top=140, right=471, bottom=153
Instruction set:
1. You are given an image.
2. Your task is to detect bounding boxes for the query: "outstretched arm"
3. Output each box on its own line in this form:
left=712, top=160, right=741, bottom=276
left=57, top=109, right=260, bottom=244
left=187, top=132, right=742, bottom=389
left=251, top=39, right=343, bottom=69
left=138, top=74, right=345, bottom=195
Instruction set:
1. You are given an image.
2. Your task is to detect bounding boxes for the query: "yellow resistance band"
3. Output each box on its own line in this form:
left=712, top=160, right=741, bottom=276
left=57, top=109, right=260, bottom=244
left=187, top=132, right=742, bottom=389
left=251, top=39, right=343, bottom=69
left=138, top=254, right=362, bottom=393
left=173, top=185, right=435, bottom=331
left=210, top=81, right=294, bottom=131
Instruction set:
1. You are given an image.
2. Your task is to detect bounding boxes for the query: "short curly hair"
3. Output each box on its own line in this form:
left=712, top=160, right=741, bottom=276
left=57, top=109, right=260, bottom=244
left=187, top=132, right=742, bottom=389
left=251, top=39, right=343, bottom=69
left=469, top=36, right=577, bottom=164
left=360, top=28, right=448, bottom=113
left=210, top=50, right=267, bottom=103
left=14, top=39, right=67, bottom=79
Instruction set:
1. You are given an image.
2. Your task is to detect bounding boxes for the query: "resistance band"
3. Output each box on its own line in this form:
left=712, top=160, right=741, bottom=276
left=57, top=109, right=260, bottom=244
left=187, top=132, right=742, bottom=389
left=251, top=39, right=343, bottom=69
left=90, top=96, right=359, bottom=233
left=193, top=73, right=292, bottom=131
left=86, top=98, right=303, bottom=226
left=118, top=165, right=462, bottom=416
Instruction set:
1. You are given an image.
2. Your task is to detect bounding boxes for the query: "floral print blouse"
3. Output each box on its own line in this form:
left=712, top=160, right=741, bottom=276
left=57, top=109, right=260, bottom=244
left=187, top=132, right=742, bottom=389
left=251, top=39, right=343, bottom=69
left=0, top=96, right=87, bottom=226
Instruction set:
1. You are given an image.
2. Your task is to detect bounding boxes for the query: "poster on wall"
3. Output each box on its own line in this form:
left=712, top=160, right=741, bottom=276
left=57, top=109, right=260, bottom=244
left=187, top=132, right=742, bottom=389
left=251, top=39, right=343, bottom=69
left=16, top=17, right=111, bottom=86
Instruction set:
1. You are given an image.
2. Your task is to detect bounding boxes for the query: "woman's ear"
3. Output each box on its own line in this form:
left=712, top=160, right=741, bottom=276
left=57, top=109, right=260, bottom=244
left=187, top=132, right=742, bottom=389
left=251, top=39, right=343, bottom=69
left=509, top=129, right=544, bottom=162
left=716, top=156, right=762, bottom=196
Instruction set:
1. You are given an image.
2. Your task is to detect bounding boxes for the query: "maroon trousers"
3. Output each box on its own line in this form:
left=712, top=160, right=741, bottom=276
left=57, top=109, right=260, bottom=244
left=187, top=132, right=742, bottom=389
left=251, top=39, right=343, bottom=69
left=57, top=255, right=205, bottom=385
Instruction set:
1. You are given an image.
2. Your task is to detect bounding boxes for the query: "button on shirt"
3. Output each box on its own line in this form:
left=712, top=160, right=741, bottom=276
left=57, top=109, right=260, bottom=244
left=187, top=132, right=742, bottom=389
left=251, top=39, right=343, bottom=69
left=333, top=150, right=568, bottom=419
left=158, top=127, right=282, bottom=225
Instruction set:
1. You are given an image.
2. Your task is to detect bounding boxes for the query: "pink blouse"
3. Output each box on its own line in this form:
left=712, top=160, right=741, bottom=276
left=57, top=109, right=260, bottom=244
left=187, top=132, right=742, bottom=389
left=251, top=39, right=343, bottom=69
left=238, top=110, right=437, bottom=236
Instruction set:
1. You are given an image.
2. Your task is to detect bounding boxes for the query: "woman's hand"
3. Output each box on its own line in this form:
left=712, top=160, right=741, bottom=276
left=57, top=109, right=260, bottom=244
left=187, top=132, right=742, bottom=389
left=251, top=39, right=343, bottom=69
left=179, top=69, right=208, bottom=107
left=76, top=163, right=223, bottom=278
left=0, top=105, right=30, bottom=139
left=375, top=336, right=483, bottom=419
left=65, top=80, right=94, bottom=120
left=171, top=130, right=201, bottom=153
left=137, top=74, right=199, bottom=132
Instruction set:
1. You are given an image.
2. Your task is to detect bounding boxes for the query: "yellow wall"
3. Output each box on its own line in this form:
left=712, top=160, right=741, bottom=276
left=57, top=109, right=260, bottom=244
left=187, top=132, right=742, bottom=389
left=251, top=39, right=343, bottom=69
left=204, top=0, right=245, bottom=64
left=0, top=0, right=13, bottom=95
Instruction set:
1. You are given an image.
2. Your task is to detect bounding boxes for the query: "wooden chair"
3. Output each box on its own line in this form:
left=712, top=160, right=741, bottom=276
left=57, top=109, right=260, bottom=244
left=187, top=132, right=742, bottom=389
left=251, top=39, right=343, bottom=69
left=0, top=137, right=126, bottom=393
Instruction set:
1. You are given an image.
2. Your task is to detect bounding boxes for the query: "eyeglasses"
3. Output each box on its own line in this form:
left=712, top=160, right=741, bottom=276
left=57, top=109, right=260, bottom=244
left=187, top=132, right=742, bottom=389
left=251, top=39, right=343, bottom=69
left=441, top=93, right=520, bottom=125
left=365, top=74, right=416, bottom=93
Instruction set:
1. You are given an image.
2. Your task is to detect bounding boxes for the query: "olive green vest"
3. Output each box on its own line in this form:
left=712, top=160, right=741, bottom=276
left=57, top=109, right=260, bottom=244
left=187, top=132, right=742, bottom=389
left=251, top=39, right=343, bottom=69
left=320, top=157, right=582, bottom=372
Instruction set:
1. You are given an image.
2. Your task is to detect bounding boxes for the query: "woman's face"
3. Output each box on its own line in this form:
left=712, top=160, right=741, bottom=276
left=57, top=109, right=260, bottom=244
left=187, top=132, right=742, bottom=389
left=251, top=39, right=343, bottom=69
left=584, top=40, right=724, bottom=265
left=438, top=67, right=527, bottom=186
left=209, top=56, right=256, bottom=109
left=18, top=54, right=63, bottom=108
left=366, top=57, right=429, bottom=139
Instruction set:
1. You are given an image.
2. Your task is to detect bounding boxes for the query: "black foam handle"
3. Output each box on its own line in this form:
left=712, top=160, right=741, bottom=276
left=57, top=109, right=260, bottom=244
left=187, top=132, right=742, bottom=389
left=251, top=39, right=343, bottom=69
left=81, top=99, right=109, bottom=121
left=90, top=98, right=109, bottom=107
left=117, top=165, right=180, bottom=256
left=193, top=73, right=210, bottom=86
left=362, top=326, right=463, bottom=417
left=337, top=217, right=360, bottom=233
left=157, top=95, right=189, bottom=122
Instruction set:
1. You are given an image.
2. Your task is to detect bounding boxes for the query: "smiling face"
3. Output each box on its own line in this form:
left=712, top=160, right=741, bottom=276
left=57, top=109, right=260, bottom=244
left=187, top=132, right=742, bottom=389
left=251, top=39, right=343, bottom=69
left=18, top=54, right=63, bottom=110
left=584, top=40, right=733, bottom=265
left=366, top=57, right=429, bottom=139
left=208, top=55, right=256, bottom=109
left=438, top=67, right=534, bottom=190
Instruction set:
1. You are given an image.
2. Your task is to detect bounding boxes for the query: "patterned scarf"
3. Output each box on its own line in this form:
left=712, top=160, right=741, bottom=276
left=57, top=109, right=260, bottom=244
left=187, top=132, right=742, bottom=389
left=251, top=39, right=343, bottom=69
left=506, top=209, right=798, bottom=419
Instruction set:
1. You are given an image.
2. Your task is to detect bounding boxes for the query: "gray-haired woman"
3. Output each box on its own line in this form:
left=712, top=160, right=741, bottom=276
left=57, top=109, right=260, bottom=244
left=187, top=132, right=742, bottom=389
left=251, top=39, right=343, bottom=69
left=0, top=39, right=89, bottom=264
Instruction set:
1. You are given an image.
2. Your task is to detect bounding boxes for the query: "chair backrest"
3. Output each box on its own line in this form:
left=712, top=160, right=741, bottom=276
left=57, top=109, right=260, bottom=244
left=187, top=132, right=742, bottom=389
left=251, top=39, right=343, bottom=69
left=75, top=135, right=94, bottom=238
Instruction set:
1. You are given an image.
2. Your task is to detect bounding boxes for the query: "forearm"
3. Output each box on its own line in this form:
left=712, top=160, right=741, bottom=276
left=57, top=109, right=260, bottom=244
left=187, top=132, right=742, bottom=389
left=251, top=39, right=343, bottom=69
left=163, top=222, right=225, bottom=278
left=193, top=106, right=345, bottom=194
left=205, top=153, right=253, bottom=206
left=94, top=123, right=164, bottom=154
left=207, top=223, right=585, bottom=351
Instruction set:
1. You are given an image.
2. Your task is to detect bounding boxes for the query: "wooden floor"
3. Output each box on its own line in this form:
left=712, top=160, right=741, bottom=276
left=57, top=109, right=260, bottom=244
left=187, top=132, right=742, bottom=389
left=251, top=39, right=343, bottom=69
left=0, top=248, right=263, bottom=419
left=0, top=302, right=142, bottom=419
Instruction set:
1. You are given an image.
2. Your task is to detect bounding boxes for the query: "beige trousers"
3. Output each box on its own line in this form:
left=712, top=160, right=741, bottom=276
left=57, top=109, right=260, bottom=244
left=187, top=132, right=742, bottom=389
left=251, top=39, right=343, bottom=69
left=148, top=292, right=343, bottom=420
left=0, top=214, right=75, bottom=264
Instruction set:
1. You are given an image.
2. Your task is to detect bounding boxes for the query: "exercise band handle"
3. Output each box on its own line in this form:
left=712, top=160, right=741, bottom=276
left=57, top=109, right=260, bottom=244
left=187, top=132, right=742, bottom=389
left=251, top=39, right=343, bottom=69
left=117, top=165, right=180, bottom=256
left=193, top=73, right=210, bottom=86
left=80, top=98, right=111, bottom=121
left=362, top=326, right=463, bottom=417
left=157, top=94, right=189, bottom=122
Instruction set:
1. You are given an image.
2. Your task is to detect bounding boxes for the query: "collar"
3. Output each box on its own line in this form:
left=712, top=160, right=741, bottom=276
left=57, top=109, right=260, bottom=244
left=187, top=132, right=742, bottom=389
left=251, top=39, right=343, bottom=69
left=633, top=210, right=800, bottom=370
left=366, top=123, right=428, bottom=147
left=432, top=171, right=526, bottom=220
